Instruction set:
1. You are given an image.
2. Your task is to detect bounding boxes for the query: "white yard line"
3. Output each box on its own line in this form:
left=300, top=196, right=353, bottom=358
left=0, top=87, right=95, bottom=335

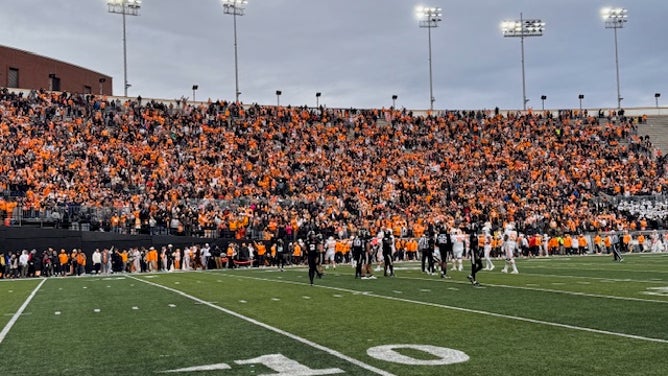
left=129, top=276, right=396, bottom=376
left=525, top=265, right=668, bottom=274
left=218, top=273, right=668, bottom=344
left=399, top=276, right=668, bottom=305
left=0, top=278, right=46, bottom=344
left=515, top=273, right=666, bottom=284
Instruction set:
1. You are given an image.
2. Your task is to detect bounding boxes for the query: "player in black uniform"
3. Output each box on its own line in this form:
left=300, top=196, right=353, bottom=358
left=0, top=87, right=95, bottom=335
left=351, top=231, right=366, bottom=279
left=467, top=228, right=483, bottom=286
left=418, top=233, right=433, bottom=275
left=306, top=231, right=323, bottom=285
left=436, top=226, right=452, bottom=279
left=381, top=229, right=395, bottom=277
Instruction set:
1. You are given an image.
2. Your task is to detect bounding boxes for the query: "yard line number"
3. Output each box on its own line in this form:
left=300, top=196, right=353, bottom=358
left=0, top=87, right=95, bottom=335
left=162, top=345, right=469, bottom=373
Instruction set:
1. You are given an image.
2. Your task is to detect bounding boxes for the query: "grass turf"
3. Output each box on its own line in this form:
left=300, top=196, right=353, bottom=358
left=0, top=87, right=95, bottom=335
left=0, top=253, right=667, bottom=375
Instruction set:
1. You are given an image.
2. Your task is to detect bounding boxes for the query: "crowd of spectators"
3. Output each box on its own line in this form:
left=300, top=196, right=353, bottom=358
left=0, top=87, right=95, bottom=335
left=0, top=88, right=667, bottom=246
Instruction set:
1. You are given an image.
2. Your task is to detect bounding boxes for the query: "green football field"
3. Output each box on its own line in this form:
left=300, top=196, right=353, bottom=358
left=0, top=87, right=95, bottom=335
left=1, top=254, right=667, bottom=376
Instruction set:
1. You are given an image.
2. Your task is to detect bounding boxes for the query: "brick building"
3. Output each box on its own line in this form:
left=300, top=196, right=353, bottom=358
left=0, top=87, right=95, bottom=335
left=0, top=45, right=113, bottom=95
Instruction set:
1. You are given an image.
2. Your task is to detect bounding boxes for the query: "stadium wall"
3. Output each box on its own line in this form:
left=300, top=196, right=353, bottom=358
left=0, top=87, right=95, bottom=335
left=0, top=227, right=229, bottom=272
left=0, top=45, right=112, bottom=95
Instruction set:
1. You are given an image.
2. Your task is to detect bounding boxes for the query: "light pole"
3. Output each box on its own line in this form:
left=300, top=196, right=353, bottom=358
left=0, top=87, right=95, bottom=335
left=276, top=90, right=282, bottom=106
left=192, top=85, right=199, bottom=102
left=601, top=7, right=628, bottom=109
left=316, top=92, right=321, bottom=107
left=540, top=95, right=547, bottom=111
left=392, top=94, right=398, bottom=108
left=416, top=6, right=442, bottom=112
left=578, top=94, right=584, bottom=113
left=222, top=0, right=247, bottom=103
left=502, top=14, right=545, bottom=111
left=107, top=0, right=141, bottom=97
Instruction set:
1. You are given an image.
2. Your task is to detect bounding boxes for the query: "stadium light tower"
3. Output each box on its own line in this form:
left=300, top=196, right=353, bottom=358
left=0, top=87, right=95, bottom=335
left=601, top=7, right=628, bottom=109
left=316, top=92, right=321, bottom=107
left=222, top=0, right=247, bottom=103
left=392, top=94, right=398, bottom=108
left=540, top=95, right=547, bottom=110
left=502, top=14, right=545, bottom=111
left=107, top=0, right=141, bottom=97
left=192, top=85, right=199, bottom=102
left=416, top=6, right=442, bottom=112
left=276, top=90, right=282, bottom=106
left=578, top=94, right=585, bottom=113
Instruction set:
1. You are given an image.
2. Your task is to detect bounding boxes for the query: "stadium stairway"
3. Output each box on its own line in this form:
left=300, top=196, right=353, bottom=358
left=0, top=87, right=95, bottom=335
left=638, top=115, right=668, bottom=156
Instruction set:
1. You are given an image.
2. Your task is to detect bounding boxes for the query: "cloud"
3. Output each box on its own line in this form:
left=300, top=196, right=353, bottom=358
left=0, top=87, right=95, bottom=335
left=0, top=0, right=665, bottom=110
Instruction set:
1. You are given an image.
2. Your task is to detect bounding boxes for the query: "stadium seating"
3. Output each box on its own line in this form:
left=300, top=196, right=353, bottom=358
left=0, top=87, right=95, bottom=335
left=0, top=88, right=665, bottom=240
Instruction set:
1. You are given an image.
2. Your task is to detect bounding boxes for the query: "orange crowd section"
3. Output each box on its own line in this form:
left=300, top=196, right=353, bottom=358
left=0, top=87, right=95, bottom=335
left=0, top=89, right=663, bottom=238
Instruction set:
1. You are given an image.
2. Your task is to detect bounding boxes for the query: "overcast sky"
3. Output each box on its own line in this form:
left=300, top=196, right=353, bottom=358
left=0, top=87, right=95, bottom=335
left=1, top=0, right=666, bottom=110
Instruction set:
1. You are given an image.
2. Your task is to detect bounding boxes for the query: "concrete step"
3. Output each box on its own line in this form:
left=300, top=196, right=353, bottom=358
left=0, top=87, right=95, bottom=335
left=637, top=116, right=668, bottom=155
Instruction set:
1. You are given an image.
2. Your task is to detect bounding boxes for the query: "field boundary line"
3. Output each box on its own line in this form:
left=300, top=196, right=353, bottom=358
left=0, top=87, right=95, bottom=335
left=0, top=278, right=46, bottom=344
left=129, top=276, right=396, bottom=376
left=398, top=276, right=668, bottom=304
left=216, top=273, right=668, bottom=344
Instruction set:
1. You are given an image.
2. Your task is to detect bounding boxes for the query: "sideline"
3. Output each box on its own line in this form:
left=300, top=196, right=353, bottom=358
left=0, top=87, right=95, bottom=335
left=0, top=278, right=46, bottom=344
left=129, top=276, right=396, bottom=376
left=215, top=272, right=668, bottom=344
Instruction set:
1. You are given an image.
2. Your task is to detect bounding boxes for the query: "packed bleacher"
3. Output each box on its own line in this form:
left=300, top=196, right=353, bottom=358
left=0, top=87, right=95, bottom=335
left=0, top=88, right=667, bottom=241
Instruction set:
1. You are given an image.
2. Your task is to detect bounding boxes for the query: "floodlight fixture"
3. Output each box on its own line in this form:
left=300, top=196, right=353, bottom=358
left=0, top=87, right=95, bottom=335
left=602, top=7, right=628, bottom=28
left=107, top=0, right=141, bottom=97
left=416, top=5, right=442, bottom=112
left=501, top=19, right=545, bottom=37
left=501, top=13, right=545, bottom=111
